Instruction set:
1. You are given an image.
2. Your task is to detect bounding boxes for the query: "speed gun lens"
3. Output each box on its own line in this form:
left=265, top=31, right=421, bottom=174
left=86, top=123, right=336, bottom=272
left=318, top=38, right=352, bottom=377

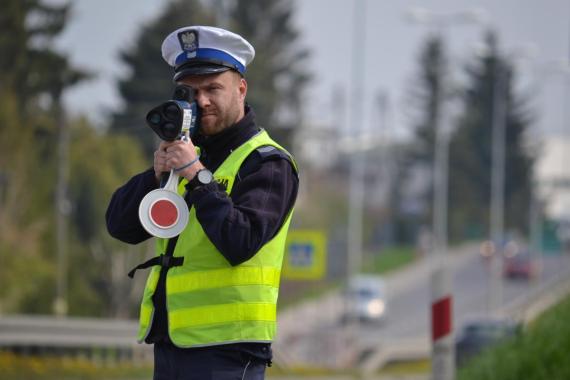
left=149, top=112, right=162, bottom=125
left=164, top=104, right=180, bottom=120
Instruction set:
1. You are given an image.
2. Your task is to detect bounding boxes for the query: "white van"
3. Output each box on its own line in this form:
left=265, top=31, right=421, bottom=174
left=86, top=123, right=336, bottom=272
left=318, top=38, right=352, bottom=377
left=343, top=275, right=388, bottom=324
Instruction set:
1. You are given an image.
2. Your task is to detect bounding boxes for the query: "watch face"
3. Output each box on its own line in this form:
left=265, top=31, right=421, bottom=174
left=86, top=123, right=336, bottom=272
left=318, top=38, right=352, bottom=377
left=197, top=169, right=213, bottom=184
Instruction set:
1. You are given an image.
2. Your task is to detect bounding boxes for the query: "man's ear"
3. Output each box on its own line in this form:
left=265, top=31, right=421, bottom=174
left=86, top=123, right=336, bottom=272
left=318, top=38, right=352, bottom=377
left=238, top=77, right=247, bottom=101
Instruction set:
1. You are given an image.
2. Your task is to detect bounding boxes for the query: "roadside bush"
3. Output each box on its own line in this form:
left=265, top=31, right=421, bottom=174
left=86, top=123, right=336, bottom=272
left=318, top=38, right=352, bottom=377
left=458, top=292, right=570, bottom=380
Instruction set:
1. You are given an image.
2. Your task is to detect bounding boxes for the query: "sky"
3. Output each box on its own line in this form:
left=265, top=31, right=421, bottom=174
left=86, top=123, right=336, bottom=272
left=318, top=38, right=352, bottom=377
left=54, top=0, right=570, bottom=141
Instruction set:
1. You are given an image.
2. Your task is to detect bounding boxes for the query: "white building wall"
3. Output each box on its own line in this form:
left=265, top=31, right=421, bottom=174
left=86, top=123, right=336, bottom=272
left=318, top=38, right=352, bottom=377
left=535, top=136, right=570, bottom=220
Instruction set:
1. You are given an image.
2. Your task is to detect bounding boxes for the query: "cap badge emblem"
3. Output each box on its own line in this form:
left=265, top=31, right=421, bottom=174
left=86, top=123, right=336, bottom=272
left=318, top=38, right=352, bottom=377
left=178, top=31, right=198, bottom=52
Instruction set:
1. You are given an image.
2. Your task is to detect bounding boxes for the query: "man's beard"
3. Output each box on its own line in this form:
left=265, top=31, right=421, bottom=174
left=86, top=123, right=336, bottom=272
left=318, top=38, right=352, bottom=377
left=201, top=102, right=241, bottom=136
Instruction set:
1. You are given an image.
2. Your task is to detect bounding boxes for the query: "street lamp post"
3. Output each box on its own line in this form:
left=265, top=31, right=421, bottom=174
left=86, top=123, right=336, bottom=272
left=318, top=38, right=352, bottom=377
left=346, top=0, right=367, bottom=357
left=489, top=60, right=507, bottom=313
left=475, top=42, right=539, bottom=313
left=54, top=95, right=70, bottom=318
left=406, top=8, right=486, bottom=380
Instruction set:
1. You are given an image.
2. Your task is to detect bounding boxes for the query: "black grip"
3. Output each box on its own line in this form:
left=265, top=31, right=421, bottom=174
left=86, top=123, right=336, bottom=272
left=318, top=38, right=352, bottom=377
left=160, top=172, right=170, bottom=188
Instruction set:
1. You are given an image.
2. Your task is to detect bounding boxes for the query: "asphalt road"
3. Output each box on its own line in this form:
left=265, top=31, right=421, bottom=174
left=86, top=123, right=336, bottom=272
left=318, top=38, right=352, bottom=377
left=272, top=245, right=570, bottom=370
left=358, top=249, right=570, bottom=348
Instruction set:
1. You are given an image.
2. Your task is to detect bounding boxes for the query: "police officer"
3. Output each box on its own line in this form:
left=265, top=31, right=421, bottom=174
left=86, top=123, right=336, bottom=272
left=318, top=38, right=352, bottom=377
left=106, top=26, right=299, bottom=380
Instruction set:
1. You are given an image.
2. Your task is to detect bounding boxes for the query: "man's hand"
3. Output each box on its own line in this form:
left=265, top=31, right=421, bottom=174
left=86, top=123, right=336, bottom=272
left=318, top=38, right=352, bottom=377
left=153, top=140, right=204, bottom=183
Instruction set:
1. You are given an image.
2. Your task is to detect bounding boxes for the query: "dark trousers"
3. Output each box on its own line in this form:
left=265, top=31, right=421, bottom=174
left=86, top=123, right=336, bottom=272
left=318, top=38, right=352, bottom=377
left=153, top=342, right=269, bottom=380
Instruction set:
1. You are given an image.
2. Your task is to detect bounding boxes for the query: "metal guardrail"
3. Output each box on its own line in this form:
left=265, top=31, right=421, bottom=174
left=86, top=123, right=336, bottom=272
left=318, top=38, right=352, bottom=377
left=360, top=337, right=430, bottom=375
left=0, top=315, right=152, bottom=362
left=499, top=268, right=570, bottom=324
left=0, top=315, right=139, bottom=347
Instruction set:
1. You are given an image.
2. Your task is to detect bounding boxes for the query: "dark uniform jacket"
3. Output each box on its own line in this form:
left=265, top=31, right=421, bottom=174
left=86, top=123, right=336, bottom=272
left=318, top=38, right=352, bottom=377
left=105, top=106, right=299, bottom=364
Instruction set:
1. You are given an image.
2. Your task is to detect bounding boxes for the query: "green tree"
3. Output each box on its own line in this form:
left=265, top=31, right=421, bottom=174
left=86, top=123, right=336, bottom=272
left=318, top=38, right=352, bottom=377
left=400, top=34, right=449, bottom=240
left=67, top=119, right=148, bottom=317
left=229, top=0, right=311, bottom=149
left=0, top=0, right=87, bottom=116
left=0, top=0, right=90, bottom=314
left=0, top=88, right=54, bottom=313
left=406, top=34, right=449, bottom=164
left=110, top=0, right=215, bottom=154
left=448, top=32, right=535, bottom=240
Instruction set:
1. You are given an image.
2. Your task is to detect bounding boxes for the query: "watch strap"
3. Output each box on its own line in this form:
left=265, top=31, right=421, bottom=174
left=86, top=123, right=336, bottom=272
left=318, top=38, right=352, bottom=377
left=187, top=169, right=213, bottom=191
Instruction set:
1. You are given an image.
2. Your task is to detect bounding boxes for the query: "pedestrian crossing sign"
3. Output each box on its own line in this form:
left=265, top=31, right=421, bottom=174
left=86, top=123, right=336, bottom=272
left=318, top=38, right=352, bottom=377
left=282, top=230, right=326, bottom=280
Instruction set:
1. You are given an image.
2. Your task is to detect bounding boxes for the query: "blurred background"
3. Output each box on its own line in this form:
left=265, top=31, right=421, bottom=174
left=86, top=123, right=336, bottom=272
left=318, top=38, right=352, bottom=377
left=1, top=0, right=570, bottom=379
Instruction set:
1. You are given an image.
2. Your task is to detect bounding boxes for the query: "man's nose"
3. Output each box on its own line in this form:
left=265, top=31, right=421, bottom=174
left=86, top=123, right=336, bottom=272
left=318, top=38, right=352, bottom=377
left=194, top=92, right=210, bottom=108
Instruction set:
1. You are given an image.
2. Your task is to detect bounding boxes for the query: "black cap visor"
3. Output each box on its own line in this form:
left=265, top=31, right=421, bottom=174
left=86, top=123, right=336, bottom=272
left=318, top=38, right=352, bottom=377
left=173, top=59, right=239, bottom=81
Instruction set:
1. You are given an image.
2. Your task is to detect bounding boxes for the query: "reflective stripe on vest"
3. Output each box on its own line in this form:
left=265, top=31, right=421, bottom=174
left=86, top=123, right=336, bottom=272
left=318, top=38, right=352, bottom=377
left=137, top=130, right=297, bottom=347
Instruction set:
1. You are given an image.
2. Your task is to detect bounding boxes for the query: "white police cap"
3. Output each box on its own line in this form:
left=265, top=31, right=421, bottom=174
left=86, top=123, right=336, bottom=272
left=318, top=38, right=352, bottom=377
left=161, top=25, right=255, bottom=81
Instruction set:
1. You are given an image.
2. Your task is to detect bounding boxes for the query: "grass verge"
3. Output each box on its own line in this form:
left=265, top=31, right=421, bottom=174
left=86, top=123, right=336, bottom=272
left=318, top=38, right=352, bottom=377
left=458, top=292, right=570, bottom=380
left=363, top=245, right=417, bottom=275
left=0, top=352, right=152, bottom=380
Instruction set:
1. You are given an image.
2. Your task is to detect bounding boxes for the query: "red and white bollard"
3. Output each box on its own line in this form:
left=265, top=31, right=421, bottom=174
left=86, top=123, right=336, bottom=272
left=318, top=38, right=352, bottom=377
left=431, top=265, right=454, bottom=380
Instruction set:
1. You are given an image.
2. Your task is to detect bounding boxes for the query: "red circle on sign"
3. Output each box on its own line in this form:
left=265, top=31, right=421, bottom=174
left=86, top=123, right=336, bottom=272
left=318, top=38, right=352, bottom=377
left=149, top=199, right=179, bottom=228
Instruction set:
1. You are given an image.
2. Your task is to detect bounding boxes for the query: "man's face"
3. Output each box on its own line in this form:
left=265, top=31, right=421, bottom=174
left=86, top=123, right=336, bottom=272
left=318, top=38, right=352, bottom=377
left=179, top=70, right=247, bottom=136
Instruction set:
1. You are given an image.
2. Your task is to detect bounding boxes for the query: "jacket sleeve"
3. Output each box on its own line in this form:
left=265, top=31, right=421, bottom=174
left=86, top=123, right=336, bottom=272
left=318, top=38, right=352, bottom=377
left=105, top=168, right=158, bottom=244
left=186, top=151, right=299, bottom=266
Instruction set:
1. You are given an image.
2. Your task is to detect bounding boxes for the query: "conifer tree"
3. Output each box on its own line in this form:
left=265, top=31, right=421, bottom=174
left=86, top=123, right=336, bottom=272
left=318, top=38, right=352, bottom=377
left=229, top=0, right=310, bottom=149
left=404, top=34, right=449, bottom=228
left=448, top=32, right=535, bottom=239
left=0, top=0, right=87, bottom=117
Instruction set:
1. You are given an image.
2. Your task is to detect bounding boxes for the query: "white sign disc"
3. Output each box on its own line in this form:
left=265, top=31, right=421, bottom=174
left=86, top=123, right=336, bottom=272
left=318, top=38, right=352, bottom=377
left=138, top=170, right=189, bottom=238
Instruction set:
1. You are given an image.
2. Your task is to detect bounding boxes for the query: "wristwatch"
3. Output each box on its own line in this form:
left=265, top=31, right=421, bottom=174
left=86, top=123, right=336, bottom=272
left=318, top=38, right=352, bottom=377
left=187, top=169, right=214, bottom=191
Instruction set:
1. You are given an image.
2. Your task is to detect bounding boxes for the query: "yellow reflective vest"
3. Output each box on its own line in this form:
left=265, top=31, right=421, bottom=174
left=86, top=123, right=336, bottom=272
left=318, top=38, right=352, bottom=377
left=138, top=130, right=297, bottom=347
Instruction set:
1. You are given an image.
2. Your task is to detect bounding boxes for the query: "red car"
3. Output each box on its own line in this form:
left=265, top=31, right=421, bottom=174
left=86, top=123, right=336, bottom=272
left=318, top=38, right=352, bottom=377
left=503, top=253, right=540, bottom=279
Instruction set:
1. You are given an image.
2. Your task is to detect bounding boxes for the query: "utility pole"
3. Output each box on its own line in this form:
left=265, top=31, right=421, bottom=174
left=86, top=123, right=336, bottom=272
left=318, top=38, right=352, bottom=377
left=54, top=93, right=70, bottom=317
left=406, top=7, right=487, bottom=380
left=489, top=62, right=507, bottom=313
left=485, top=42, right=538, bottom=313
left=346, top=0, right=367, bottom=354
left=347, top=0, right=366, bottom=281
left=375, top=91, right=393, bottom=244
